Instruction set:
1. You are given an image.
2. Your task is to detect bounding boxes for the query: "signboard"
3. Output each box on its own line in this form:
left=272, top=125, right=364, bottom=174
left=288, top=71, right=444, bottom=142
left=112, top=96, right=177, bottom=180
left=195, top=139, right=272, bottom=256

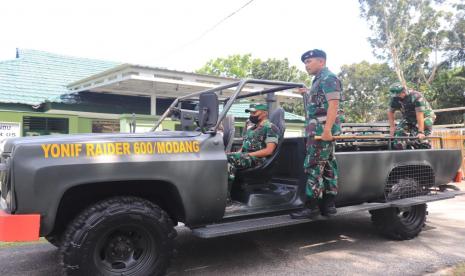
left=0, top=122, right=21, bottom=142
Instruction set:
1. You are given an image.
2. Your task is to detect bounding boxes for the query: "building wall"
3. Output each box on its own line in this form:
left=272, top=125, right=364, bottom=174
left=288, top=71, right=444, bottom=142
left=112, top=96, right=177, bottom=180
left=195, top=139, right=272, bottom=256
left=0, top=110, right=81, bottom=136
left=1, top=109, right=304, bottom=139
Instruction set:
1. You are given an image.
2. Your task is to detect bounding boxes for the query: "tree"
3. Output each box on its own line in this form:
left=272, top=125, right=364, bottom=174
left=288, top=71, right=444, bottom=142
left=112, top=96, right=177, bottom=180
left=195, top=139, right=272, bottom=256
left=196, top=54, right=261, bottom=78
left=359, top=0, right=450, bottom=88
left=444, top=2, right=465, bottom=66
left=430, top=67, right=465, bottom=124
left=196, top=54, right=310, bottom=116
left=339, top=62, right=397, bottom=123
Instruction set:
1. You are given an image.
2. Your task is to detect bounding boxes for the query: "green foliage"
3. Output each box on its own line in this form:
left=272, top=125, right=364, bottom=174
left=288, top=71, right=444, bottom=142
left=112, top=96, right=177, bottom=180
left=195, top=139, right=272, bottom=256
left=430, top=67, right=465, bottom=124
left=444, top=3, right=465, bottom=65
left=359, top=0, right=449, bottom=87
left=196, top=54, right=261, bottom=78
left=338, top=61, right=397, bottom=123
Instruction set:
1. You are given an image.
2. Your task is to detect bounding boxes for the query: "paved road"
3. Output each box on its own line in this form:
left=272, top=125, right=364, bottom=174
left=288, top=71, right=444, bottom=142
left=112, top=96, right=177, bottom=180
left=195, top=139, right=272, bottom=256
left=1, top=193, right=464, bottom=276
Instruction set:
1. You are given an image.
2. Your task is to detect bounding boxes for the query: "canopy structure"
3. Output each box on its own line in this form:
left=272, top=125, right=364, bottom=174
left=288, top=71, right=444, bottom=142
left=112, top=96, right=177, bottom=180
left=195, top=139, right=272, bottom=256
left=67, top=64, right=302, bottom=115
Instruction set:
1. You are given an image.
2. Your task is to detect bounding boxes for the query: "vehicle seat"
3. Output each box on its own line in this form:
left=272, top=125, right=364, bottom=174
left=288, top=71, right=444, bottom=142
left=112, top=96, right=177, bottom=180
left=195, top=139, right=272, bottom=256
left=234, top=108, right=285, bottom=184
left=222, top=115, right=235, bottom=152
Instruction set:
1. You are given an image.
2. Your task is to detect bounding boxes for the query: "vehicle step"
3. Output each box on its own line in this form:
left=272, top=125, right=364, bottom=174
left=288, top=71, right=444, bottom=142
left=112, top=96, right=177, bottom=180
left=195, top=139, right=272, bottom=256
left=391, top=190, right=462, bottom=207
left=192, top=191, right=463, bottom=238
left=192, top=202, right=387, bottom=238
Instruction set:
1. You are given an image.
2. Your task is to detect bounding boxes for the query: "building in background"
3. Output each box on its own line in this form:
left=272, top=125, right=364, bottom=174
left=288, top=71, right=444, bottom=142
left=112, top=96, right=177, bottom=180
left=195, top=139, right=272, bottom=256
left=0, top=49, right=304, bottom=141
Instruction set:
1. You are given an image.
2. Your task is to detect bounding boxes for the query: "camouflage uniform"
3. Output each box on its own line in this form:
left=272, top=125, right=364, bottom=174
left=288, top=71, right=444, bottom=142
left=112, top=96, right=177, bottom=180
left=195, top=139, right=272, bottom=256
left=227, top=119, right=279, bottom=182
left=389, top=90, right=435, bottom=149
left=304, top=67, right=343, bottom=200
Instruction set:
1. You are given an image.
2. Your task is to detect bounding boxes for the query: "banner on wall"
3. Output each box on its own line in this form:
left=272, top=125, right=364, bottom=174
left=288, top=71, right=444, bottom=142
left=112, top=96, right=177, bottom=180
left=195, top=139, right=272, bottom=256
left=0, top=122, right=21, bottom=142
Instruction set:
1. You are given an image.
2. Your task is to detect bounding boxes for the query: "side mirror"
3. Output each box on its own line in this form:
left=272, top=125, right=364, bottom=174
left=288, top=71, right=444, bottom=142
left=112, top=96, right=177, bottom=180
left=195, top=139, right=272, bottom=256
left=198, top=92, right=219, bottom=132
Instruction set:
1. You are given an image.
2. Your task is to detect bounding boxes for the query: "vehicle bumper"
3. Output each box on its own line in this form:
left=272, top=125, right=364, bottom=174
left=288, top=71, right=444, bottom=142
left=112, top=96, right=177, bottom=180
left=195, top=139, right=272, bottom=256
left=0, top=210, right=40, bottom=241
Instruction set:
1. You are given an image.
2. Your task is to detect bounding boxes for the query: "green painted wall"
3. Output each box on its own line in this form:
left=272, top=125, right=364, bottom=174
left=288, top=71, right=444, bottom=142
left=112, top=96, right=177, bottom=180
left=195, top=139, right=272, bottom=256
left=0, top=110, right=79, bottom=135
left=1, top=109, right=304, bottom=136
left=78, top=118, right=93, bottom=133
left=120, top=114, right=178, bottom=132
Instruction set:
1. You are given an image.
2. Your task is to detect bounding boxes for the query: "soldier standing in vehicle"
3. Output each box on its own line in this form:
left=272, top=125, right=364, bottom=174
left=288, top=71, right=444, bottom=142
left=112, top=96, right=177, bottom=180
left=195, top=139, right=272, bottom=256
left=291, top=49, right=343, bottom=219
left=227, top=103, right=280, bottom=204
left=387, top=83, right=435, bottom=149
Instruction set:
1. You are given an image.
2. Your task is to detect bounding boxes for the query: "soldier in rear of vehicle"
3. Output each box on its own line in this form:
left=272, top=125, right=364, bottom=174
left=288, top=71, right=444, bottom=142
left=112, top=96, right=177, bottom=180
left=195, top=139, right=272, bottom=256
left=387, top=83, right=435, bottom=149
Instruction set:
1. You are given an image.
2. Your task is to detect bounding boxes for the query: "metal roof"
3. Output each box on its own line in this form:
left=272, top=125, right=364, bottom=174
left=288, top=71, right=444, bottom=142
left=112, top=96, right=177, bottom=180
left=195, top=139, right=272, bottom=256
left=0, top=49, right=120, bottom=105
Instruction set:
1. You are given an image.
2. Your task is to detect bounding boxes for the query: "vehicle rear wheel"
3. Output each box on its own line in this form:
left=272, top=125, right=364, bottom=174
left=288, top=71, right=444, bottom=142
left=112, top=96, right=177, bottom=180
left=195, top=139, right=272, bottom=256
left=370, top=203, right=427, bottom=240
left=60, top=196, right=176, bottom=276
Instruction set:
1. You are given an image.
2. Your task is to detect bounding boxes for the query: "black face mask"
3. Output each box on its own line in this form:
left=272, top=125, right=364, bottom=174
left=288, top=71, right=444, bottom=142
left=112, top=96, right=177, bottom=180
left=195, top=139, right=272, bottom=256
left=249, top=115, right=260, bottom=124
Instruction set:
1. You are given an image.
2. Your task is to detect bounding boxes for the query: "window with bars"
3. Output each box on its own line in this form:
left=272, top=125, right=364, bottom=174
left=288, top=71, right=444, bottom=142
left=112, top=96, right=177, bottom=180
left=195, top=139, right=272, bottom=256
left=23, top=117, right=69, bottom=136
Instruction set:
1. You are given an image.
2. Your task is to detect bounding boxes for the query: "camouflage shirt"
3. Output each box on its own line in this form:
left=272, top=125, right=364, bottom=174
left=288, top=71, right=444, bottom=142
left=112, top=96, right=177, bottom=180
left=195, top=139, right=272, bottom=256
left=241, top=119, right=280, bottom=153
left=389, top=90, right=435, bottom=122
left=305, top=67, right=343, bottom=135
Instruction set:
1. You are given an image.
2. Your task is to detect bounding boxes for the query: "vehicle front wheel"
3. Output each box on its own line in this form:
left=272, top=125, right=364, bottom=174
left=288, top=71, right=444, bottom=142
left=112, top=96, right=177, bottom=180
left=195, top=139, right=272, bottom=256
left=45, top=234, right=62, bottom=248
left=60, top=196, right=176, bottom=276
left=370, top=203, right=427, bottom=240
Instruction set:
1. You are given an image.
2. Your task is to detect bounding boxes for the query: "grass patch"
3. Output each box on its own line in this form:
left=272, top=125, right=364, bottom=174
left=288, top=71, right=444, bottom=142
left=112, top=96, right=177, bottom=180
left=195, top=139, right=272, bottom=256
left=453, top=262, right=465, bottom=276
left=0, top=238, right=46, bottom=249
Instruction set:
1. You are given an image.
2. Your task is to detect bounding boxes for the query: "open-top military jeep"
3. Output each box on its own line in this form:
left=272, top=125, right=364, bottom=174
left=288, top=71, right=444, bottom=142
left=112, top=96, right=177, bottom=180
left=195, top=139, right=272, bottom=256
left=0, top=79, right=463, bottom=275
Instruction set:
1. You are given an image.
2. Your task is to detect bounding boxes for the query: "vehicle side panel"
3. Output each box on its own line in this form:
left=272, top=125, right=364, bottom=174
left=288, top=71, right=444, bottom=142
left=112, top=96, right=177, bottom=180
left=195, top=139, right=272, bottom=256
left=10, top=133, right=227, bottom=235
left=273, top=138, right=462, bottom=205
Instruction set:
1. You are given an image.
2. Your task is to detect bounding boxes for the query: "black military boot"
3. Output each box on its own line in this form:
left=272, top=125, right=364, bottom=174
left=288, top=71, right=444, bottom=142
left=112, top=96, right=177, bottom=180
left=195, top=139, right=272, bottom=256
left=321, top=194, right=337, bottom=216
left=290, top=199, right=320, bottom=219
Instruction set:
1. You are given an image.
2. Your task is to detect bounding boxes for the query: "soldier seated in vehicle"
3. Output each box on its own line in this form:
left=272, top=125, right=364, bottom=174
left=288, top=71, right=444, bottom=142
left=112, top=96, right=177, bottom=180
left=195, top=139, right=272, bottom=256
left=226, top=103, right=280, bottom=206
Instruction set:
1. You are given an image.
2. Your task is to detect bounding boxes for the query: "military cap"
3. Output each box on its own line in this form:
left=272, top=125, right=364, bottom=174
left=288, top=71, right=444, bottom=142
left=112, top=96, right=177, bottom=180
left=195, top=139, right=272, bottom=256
left=301, top=49, right=326, bottom=62
left=245, top=103, right=267, bottom=113
left=389, top=83, right=405, bottom=94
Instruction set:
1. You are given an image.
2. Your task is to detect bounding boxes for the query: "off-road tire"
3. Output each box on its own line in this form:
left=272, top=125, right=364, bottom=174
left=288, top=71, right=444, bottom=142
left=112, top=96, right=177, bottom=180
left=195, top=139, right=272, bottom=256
left=370, top=203, right=427, bottom=240
left=60, top=196, right=176, bottom=276
left=45, top=234, right=62, bottom=247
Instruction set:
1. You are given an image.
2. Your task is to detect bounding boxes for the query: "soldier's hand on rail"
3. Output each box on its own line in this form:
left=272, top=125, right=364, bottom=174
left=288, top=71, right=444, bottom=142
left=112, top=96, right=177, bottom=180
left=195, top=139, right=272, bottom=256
left=321, top=130, right=333, bottom=141
left=296, top=87, right=308, bottom=95
left=417, top=133, right=425, bottom=140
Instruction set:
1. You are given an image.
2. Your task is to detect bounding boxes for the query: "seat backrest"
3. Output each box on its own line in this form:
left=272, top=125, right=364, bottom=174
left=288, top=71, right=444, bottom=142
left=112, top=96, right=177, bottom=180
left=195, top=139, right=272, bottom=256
left=259, top=108, right=285, bottom=169
left=269, top=108, right=285, bottom=138
left=234, top=108, right=286, bottom=181
left=222, top=115, right=235, bottom=152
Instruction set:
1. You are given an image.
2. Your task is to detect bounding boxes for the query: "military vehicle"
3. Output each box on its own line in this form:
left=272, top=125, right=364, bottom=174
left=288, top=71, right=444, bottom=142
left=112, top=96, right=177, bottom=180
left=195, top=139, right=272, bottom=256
left=0, top=79, right=463, bottom=275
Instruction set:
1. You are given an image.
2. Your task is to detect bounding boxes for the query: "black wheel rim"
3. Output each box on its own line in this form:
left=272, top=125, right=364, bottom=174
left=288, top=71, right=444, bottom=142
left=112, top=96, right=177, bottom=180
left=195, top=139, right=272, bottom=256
left=396, top=205, right=421, bottom=225
left=95, top=224, right=158, bottom=274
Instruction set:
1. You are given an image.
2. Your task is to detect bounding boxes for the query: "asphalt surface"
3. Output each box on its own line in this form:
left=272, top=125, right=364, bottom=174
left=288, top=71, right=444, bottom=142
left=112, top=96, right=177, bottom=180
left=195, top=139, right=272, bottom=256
left=1, top=190, right=464, bottom=276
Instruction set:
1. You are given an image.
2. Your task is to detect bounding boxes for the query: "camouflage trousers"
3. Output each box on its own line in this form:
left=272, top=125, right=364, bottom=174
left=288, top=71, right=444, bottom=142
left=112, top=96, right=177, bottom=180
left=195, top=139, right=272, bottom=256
left=227, top=152, right=264, bottom=183
left=304, top=139, right=338, bottom=200
left=393, top=118, right=434, bottom=150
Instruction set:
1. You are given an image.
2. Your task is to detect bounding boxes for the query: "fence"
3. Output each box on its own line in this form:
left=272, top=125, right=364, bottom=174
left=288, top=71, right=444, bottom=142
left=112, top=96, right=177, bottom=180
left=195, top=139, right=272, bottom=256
left=432, top=128, right=465, bottom=172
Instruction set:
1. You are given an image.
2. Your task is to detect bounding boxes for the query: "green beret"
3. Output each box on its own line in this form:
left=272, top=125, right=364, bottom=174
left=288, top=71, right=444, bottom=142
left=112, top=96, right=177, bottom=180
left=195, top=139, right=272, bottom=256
left=389, top=83, right=405, bottom=94
left=245, top=103, right=267, bottom=113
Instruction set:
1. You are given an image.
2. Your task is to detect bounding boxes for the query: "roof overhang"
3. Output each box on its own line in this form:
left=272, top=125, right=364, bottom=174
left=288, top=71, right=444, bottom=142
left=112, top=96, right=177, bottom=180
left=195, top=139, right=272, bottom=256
left=67, top=64, right=302, bottom=102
